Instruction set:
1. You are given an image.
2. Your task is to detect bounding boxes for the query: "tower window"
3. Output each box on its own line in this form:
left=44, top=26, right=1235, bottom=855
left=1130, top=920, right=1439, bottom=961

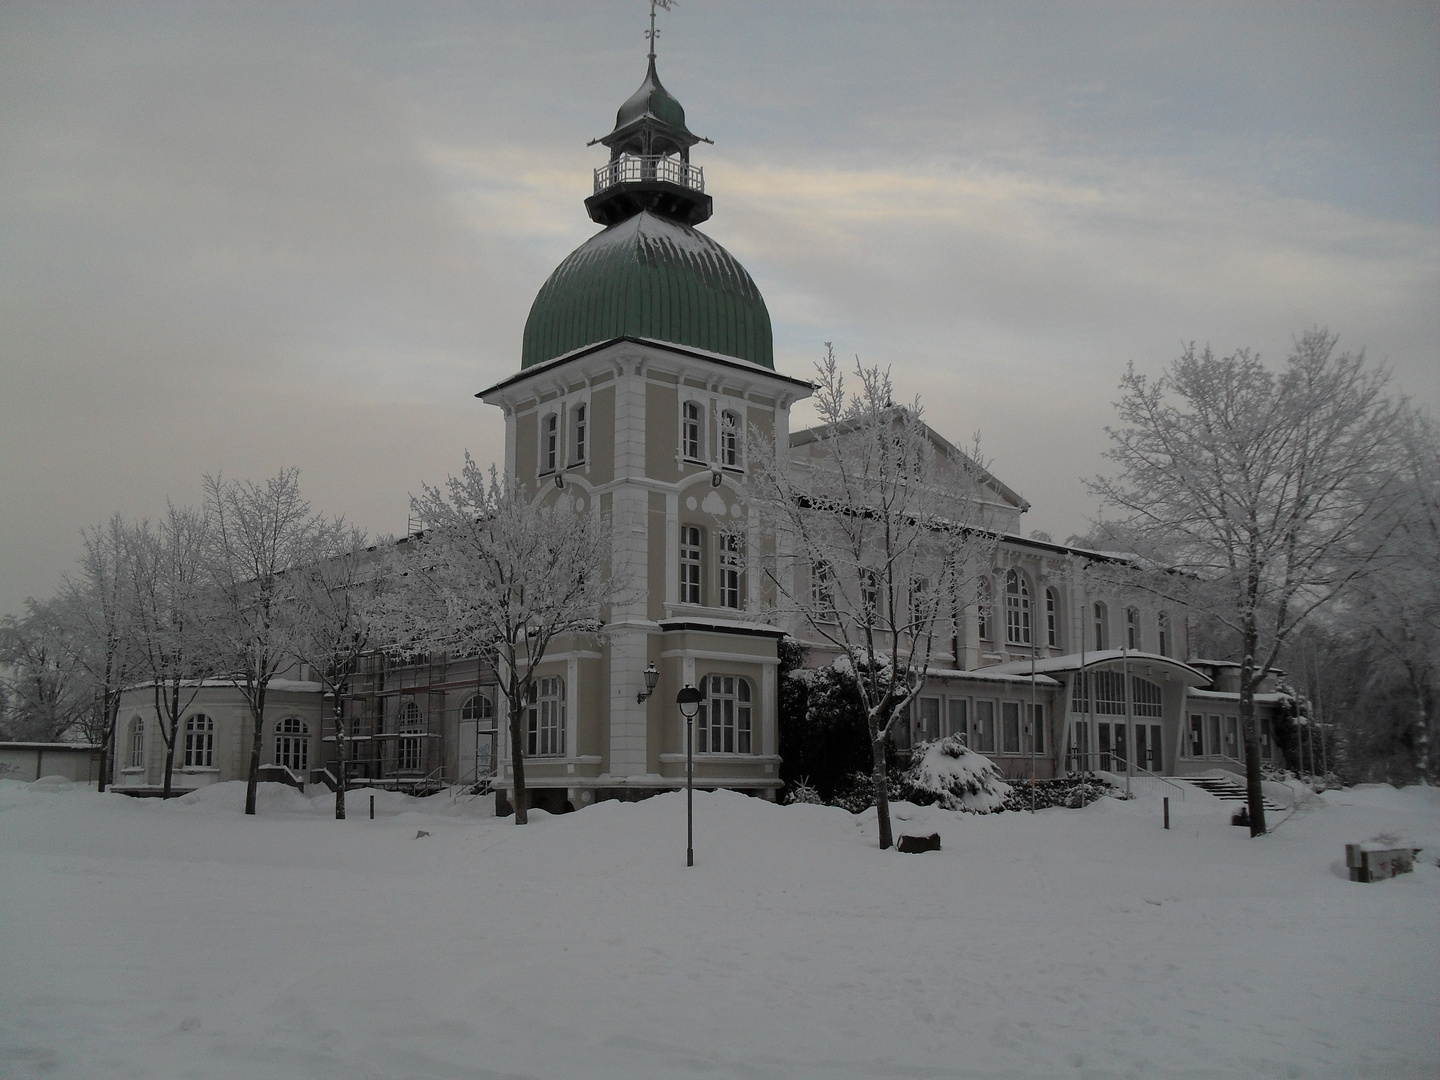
left=720, top=410, right=741, bottom=468
left=1157, top=612, right=1170, bottom=657
left=718, top=533, right=742, bottom=609
left=570, top=403, right=587, bottom=466
left=680, top=525, right=703, bottom=605
left=128, top=717, right=145, bottom=769
left=1126, top=607, right=1140, bottom=651
left=1092, top=602, right=1108, bottom=650
left=1045, top=588, right=1060, bottom=648
left=543, top=413, right=559, bottom=473
left=682, top=401, right=703, bottom=461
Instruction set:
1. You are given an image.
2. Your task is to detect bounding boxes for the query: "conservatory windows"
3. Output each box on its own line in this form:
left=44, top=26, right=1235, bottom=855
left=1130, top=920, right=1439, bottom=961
left=1025, top=703, right=1045, bottom=755
left=1004, top=569, right=1031, bottom=646
left=718, top=533, right=742, bottom=609
left=1045, top=588, right=1060, bottom=648
left=1188, top=714, right=1205, bottom=758
left=526, top=676, right=565, bottom=757
left=972, top=700, right=996, bottom=753
left=275, top=717, right=310, bottom=772
left=1002, top=702, right=1022, bottom=754
left=680, top=525, right=703, bottom=605
left=719, top=409, right=741, bottom=468
left=682, top=401, right=703, bottom=462
left=183, top=714, right=214, bottom=768
left=128, top=717, right=145, bottom=769
left=1092, top=602, right=1108, bottom=650
left=1126, top=607, right=1141, bottom=650
left=947, top=698, right=968, bottom=744
left=915, top=697, right=941, bottom=744
left=697, top=675, right=752, bottom=754
left=1225, top=717, right=1239, bottom=758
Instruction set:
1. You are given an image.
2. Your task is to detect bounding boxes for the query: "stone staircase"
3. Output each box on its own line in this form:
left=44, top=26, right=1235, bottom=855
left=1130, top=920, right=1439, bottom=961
left=1181, top=773, right=1286, bottom=813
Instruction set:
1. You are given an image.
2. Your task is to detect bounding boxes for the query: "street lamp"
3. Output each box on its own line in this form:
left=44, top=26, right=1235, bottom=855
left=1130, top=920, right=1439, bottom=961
left=676, top=683, right=704, bottom=867
left=637, top=662, right=660, bottom=704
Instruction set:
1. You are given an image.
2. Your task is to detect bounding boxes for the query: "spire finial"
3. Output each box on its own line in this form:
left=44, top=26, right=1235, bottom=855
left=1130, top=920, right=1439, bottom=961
left=646, top=0, right=676, bottom=62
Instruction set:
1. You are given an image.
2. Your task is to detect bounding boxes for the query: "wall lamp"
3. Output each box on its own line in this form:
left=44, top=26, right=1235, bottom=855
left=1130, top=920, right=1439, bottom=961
left=636, top=661, right=660, bottom=703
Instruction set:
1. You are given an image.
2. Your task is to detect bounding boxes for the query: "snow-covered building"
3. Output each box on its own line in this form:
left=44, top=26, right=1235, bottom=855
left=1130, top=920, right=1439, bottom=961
left=109, top=47, right=1289, bottom=805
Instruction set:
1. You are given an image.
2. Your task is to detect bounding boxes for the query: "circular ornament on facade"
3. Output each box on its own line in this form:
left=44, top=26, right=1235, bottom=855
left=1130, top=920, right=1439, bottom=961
left=686, top=496, right=698, bottom=510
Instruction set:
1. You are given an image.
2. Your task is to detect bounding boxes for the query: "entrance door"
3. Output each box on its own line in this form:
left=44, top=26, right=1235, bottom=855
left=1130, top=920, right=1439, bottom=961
left=1070, top=720, right=1090, bottom=772
left=457, top=721, right=497, bottom=788
left=1114, top=723, right=1128, bottom=772
left=1149, top=724, right=1163, bottom=772
left=1098, top=723, right=1112, bottom=771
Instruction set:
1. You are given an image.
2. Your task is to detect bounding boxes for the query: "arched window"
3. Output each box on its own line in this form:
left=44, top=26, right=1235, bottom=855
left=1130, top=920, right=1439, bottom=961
left=719, top=409, right=741, bottom=468
left=184, top=714, right=214, bottom=767
left=526, top=676, right=565, bottom=757
left=1157, top=612, right=1170, bottom=657
left=680, top=525, right=703, bottom=605
left=977, top=578, right=993, bottom=641
left=718, top=533, right=742, bottom=609
left=542, top=413, right=559, bottom=473
left=128, top=717, right=145, bottom=769
left=397, top=701, right=422, bottom=772
left=274, top=717, right=309, bottom=772
left=1045, top=588, right=1060, bottom=649
left=1004, top=569, right=1031, bottom=646
left=682, top=401, right=703, bottom=461
left=460, top=694, right=494, bottom=727
left=1092, top=602, right=1108, bottom=650
left=1126, top=607, right=1141, bottom=650
left=698, top=675, right=752, bottom=754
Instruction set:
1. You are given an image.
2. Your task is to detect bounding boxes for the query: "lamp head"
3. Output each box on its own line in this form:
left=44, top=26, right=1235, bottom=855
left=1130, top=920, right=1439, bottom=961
left=676, top=683, right=704, bottom=719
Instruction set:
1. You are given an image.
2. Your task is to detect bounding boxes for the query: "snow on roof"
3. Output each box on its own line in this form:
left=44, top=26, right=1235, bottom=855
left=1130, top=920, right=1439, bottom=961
left=986, top=650, right=1209, bottom=684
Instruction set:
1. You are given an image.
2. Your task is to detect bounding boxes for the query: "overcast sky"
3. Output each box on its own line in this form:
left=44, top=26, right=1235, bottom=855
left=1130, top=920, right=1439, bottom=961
left=2, top=1, right=1437, bottom=618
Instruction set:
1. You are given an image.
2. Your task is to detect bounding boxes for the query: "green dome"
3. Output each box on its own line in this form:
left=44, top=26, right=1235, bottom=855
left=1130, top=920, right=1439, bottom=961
left=521, top=211, right=774, bottom=369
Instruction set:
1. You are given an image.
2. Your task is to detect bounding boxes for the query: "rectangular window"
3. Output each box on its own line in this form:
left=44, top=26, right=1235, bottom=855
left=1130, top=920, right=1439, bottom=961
left=1157, top=614, right=1169, bottom=658
left=544, top=413, right=558, bottom=473
left=1126, top=608, right=1140, bottom=650
left=917, top=697, right=941, bottom=744
left=682, top=401, right=703, bottom=461
left=1206, top=714, right=1222, bottom=758
left=1093, top=604, right=1107, bottom=650
left=1224, top=716, right=1239, bottom=758
left=1070, top=719, right=1090, bottom=770
left=811, top=560, right=836, bottom=619
left=909, top=577, right=929, bottom=633
left=1098, top=722, right=1112, bottom=771
left=526, top=676, right=565, bottom=757
left=718, top=533, right=742, bottom=609
left=571, top=403, right=587, bottom=465
left=1025, top=703, right=1045, bottom=755
left=719, top=410, right=741, bottom=468
left=680, top=526, right=703, bottom=605
left=1046, top=590, right=1058, bottom=648
left=947, top=698, right=968, bottom=744
left=1002, top=701, right=1021, bottom=754
left=860, top=569, right=879, bottom=619
left=1188, top=714, right=1204, bottom=758
left=973, top=700, right=996, bottom=753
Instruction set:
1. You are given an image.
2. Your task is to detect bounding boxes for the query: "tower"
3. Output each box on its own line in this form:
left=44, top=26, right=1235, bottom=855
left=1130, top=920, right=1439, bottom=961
left=479, top=25, right=811, bottom=807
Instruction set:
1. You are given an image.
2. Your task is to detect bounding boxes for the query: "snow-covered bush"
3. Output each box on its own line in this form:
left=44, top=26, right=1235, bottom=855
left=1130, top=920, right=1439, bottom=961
left=830, top=767, right=905, bottom=814
left=902, top=736, right=1010, bottom=813
left=998, top=773, right=1121, bottom=811
left=785, top=778, right=823, bottom=805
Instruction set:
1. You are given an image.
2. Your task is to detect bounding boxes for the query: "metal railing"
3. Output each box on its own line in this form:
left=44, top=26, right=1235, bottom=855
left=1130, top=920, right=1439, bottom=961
left=594, top=155, right=704, bottom=194
left=1070, top=750, right=1187, bottom=800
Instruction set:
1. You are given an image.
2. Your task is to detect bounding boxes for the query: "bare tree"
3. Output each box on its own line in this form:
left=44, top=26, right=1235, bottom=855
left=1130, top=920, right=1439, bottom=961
left=127, top=504, right=214, bottom=798
left=289, top=528, right=392, bottom=820
left=1092, top=329, right=1411, bottom=834
left=745, top=348, right=997, bottom=849
left=205, top=469, right=345, bottom=816
left=401, top=455, right=612, bottom=825
left=0, top=598, right=93, bottom=743
left=53, top=516, right=138, bottom=789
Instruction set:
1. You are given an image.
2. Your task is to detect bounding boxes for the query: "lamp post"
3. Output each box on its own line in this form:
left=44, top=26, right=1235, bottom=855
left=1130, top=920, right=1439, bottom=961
left=676, top=683, right=704, bottom=867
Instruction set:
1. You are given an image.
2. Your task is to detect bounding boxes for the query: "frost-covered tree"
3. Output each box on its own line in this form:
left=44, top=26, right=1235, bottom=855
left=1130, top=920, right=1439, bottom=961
left=1092, top=330, right=1412, bottom=834
left=205, top=469, right=346, bottom=816
left=289, top=528, right=392, bottom=820
left=53, top=516, right=138, bottom=789
left=0, top=598, right=93, bottom=743
left=745, top=348, right=998, bottom=849
left=127, top=503, right=216, bottom=798
left=400, top=456, right=612, bottom=825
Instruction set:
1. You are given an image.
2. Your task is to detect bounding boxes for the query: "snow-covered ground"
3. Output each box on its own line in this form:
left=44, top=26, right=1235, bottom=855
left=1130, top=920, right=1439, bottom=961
left=1, top=777, right=1436, bottom=1080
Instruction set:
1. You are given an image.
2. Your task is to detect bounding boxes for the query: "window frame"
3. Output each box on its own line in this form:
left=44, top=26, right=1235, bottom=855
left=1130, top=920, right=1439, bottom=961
left=977, top=578, right=994, bottom=641
left=183, top=713, right=214, bottom=768
left=717, top=532, right=743, bottom=609
left=275, top=716, right=310, bottom=772
left=1045, top=588, right=1060, bottom=649
left=1092, top=602, right=1108, bottom=651
left=127, top=716, right=145, bottom=770
left=1004, top=569, right=1032, bottom=646
left=972, top=699, right=996, bottom=754
left=681, top=400, right=704, bottom=463
left=947, top=697, right=968, bottom=744
left=541, top=412, right=559, bottom=474
left=719, top=408, right=743, bottom=469
left=1157, top=611, right=1170, bottom=657
left=569, top=402, right=587, bottom=467
left=679, top=524, right=704, bottom=605
left=697, top=674, right=752, bottom=754
left=1126, top=607, right=1141, bottom=651
left=526, top=676, right=566, bottom=757
left=1001, top=701, right=1022, bottom=755
left=915, top=696, right=941, bottom=744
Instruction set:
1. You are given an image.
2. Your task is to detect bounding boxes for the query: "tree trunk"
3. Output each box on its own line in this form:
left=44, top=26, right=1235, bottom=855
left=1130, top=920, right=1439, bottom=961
left=509, top=697, right=528, bottom=825
left=871, top=726, right=893, bottom=850
left=334, top=695, right=347, bottom=821
left=97, top=693, right=117, bottom=793
left=1239, top=636, right=1267, bottom=836
left=244, top=685, right=267, bottom=816
left=162, top=729, right=177, bottom=799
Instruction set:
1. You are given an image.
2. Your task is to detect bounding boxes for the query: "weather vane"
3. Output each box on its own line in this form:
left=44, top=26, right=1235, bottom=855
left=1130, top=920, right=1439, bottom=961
left=646, top=0, right=676, bottom=61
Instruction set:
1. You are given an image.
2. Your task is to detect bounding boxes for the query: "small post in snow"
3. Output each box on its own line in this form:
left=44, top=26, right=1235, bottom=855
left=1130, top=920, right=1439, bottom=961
left=1163, top=796, right=1170, bottom=830
left=369, top=793, right=375, bottom=820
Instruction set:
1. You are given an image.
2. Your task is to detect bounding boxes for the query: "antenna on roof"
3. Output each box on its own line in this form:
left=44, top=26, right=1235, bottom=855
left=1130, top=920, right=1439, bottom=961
left=647, top=0, right=677, bottom=62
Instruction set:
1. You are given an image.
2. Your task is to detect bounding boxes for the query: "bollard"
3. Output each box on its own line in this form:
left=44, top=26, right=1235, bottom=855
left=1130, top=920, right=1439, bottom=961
left=370, top=794, right=375, bottom=820
left=1163, top=797, right=1170, bottom=830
